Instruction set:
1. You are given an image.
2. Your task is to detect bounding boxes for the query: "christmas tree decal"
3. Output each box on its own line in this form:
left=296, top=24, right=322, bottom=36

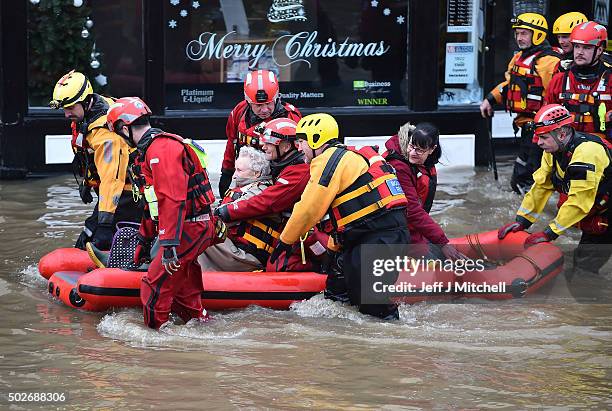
left=267, top=0, right=307, bottom=23
left=27, top=0, right=106, bottom=107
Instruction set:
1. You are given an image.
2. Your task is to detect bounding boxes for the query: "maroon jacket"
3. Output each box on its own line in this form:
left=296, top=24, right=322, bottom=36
left=384, top=135, right=448, bottom=245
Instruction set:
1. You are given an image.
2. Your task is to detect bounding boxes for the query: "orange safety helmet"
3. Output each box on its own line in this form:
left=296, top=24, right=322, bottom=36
left=533, top=104, right=574, bottom=135
left=570, top=21, right=608, bottom=47
left=258, top=117, right=297, bottom=146
left=244, top=70, right=279, bottom=104
left=106, top=97, right=152, bottom=133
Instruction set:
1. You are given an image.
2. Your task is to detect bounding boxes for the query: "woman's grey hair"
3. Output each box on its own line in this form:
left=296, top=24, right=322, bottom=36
left=238, top=146, right=271, bottom=177
left=397, top=122, right=416, bottom=158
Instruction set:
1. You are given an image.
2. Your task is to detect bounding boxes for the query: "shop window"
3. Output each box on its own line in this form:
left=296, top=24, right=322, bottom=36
left=27, top=0, right=144, bottom=108
left=164, top=0, right=409, bottom=110
left=437, top=0, right=483, bottom=106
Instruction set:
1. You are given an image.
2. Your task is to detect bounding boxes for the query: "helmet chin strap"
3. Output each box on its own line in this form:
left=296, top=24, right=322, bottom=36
left=118, top=125, right=136, bottom=148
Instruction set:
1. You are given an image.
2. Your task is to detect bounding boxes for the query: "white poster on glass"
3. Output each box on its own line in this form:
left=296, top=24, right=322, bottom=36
left=445, top=43, right=475, bottom=84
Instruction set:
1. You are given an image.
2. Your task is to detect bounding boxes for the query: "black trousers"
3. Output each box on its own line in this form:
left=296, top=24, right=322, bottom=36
left=333, top=209, right=410, bottom=320
left=511, top=125, right=543, bottom=194
left=83, top=190, right=143, bottom=239
left=572, top=213, right=612, bottom=277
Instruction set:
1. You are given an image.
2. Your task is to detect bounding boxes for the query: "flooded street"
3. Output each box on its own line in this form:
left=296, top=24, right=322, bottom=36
left=1, top=163, right=612, bottom=409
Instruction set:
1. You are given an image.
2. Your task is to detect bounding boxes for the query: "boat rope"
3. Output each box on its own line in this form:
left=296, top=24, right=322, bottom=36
left=514, top=253, right=543, bottom=285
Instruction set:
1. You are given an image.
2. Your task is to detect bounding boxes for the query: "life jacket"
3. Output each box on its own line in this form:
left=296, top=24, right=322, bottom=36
left=70, top=95, right=114, bottom=187
left=382, top=149, right=438, bottom=213
left=220, top=182, right=282, bottom=264
left=414, top=164, right=437, bottom=213
left=506, top=47, right=558, bottom=114
left=134, top=130, right=215, bottom=220
left=552, top=132, right=612, bottom=216
left=557, top=64, right=612, bottom=136
left=321, top=145, right=408, bottom=233
left=235, top=101, right=301, bottom=158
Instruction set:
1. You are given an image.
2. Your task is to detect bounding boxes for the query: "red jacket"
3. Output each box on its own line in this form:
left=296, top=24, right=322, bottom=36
left=384, top=135, right=448, bottom=245
left=136, top=129, right=215, bottom=247
left=546, top=63, right=612, bottom=138
left=221, top=100, right=302, bottom=173
left=226, top=154, right=310, bottom=221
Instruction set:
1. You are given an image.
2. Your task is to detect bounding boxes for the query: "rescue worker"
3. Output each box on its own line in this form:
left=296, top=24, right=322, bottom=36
left=49, top=70, right=142, bottom=250
left=106, top=97, right=219, bottom=329
left=269, top=113, right=410, bottom=320
left=383, top=122, right=466, bottom=260
left=199, top=146, right=275, bottom=271
left=498, top=104, right=612, bottom=278
left=480, top=13, right=560, bottom=195
left=546, top=21, right=612, bottom=142
left=219, top=69, right=302, bottom=197
left=552, top=12, right=588, bottom=71
left=214, top=118, right=317, bottom=272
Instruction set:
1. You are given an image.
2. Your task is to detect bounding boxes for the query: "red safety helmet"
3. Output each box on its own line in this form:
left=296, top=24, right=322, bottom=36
left=533, top=104, right=574, bottom=135
left=244, top=70, right=279, bottom=104
left=570, top=21, right=608, bottom=47
left=107, top=97, right=152, bottom=132
left=258, top=118, right=297, bottom=146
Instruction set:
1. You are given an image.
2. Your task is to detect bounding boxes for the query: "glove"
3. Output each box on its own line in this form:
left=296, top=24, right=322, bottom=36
left=213, top=205, right=231, bottom=223
left=92, top=223, right=114, bottom=251
left=74, top=230, right=92, bottom=250
left=78, top=181, right=93, bottom=204
left=134, top=234, right=152, bottom=265
left=214, top=217, right=228, bottom=242
left=161, top=246, right=181, bottom=275
left=218, top=170, right=233, bottom=198
left=498, top=216, right=532, bottom=239
left=269, top=240, right=293, bottom=264
left=524, top=228, right=558, bottom=248
left=139, top=217, right=157, bottom=240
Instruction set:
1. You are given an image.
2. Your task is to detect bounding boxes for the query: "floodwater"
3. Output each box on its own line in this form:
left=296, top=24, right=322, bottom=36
left=1, top=163, right=612, bottom=410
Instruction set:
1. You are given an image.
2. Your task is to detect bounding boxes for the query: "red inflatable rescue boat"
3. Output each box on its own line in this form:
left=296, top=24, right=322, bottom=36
left=41, top=230, right=564, bottom=312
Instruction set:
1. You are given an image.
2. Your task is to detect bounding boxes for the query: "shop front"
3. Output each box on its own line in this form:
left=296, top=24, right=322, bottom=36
left=2, top=0, right=606, bottom=177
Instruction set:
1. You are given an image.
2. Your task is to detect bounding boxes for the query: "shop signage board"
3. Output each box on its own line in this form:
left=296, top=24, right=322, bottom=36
left=163, top=0, right=409, bottom=109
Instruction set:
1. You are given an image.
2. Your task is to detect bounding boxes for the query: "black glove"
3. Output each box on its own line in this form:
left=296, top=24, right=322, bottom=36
left=161, top=246, right=181, bottom=275
left=92, top=223, right=114, bottom=251
left=269, top=240, right=293, bottom=264
left=74, top=230, right=92, bottom=250
left=78, top=181, right=94, bottom=204
left=134, top=233, right=152, bottom=265
left=218, top=170, right=233, bottom=198
left=213, top=205, right=231, bottom=223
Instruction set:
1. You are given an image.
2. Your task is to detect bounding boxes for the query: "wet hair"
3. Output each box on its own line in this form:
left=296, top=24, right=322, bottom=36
left=399, top=121, right=442, bottom=167
left=238, top=146, right=271, bottom=177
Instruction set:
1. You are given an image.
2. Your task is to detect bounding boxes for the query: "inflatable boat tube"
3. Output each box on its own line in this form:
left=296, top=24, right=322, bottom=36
left=392, top=230, right=564, bottom=303
left=48, top=269, right=327, bottom=312
left=38, top=248, right=95, bottom=280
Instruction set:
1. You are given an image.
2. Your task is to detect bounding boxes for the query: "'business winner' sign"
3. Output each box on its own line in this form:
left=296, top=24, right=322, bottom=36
left=186, top=30, right=390, bottom=69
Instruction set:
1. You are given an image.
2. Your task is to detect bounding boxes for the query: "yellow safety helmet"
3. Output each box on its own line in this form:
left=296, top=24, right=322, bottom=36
left=49, top=70, right=93, bottom=109
left=511, top=12, right=548, bottom=46
left=553, top=12, right=588, bottom=35
left=296, top=113, right=339, bottom=150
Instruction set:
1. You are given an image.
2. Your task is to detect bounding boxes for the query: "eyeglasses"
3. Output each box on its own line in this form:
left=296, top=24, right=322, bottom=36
left=407, top=143, right=432, bottom=156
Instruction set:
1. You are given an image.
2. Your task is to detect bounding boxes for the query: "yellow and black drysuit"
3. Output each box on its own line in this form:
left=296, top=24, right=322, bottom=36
left=278, top=144, right=409, bottom=320
left=516, top=131, right=612, bottom=275
left=72, top=94, right=143, bottom=250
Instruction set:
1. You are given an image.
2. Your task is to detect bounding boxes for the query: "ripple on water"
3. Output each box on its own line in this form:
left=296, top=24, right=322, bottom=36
left=97, top=309, right=248, bottom=350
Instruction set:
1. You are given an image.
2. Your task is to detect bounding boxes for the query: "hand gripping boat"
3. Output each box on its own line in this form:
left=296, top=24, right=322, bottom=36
left=41, top=230, right=564, bottom=311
